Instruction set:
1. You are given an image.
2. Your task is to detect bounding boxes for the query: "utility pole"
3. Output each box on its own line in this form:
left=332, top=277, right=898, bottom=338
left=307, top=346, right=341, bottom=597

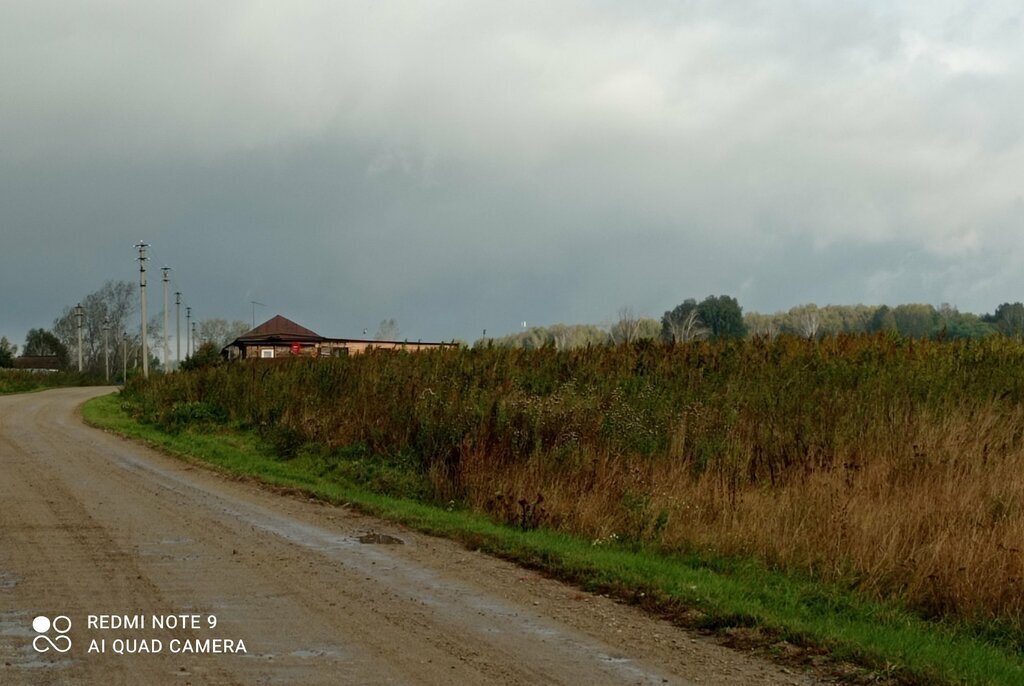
left=103, top=316, right=110, bottom=382
left=162, top=266, right=171, bottom=373
left=135, top=241, right=150, bottom=378
left=74, top=303, right=84, bottom=372
left=186, top=306, right=191, bottom=358
left=175, top=291, right=181, bottom=369
left=191, top=321, right=197, bottom=355
left=122, top=332, right=128, bottom=384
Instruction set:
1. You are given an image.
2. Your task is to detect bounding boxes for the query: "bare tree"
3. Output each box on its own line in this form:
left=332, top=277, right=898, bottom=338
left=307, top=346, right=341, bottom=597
left=791, top=304, right=821, bottom=339
left=53, top=280, right=136, bottom=374
left=551, top=327, right=569, bottom=351
left=989, top=302, right=1024, bottom=338
left=374, top=318, right=400, bottom=341
left=610, top=307, right=644, bottom=344
left=198, top=318, right=250, bottom=349
left=744, top=313, right=780, bottom=339
left=661, top=299, right=710, bottom=343
left=475, top=324, right=609, bottom=350
left=672, top=307, right=708, bottom=342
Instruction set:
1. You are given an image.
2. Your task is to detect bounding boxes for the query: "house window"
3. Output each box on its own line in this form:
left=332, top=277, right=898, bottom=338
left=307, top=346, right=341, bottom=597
left=260, top=348, right=275, bottom=359
left=333, top=347, right=349, bottom=357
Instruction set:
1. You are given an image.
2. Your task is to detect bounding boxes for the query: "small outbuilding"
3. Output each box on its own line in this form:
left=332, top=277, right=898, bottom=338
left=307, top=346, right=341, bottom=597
left=222, top=315, right=454, bottom=361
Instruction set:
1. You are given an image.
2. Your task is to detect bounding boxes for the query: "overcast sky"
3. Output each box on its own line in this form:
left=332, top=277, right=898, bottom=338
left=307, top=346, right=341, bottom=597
left=3, top=1, right=1023, bottom=346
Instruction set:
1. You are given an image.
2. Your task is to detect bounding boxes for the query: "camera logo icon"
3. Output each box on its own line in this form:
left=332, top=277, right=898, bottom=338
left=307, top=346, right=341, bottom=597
left=32, top=615, right=72, bottom=653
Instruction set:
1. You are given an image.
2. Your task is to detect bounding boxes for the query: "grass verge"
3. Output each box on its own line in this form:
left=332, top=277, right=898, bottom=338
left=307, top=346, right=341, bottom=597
left=82, top=391, right=1024, bottom=686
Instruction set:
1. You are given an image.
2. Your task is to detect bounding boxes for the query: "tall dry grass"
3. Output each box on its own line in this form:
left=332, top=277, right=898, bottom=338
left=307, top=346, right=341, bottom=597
left=461, top=404, right=1024, bottom=626
left=125, top=334, right=1024, bottom=631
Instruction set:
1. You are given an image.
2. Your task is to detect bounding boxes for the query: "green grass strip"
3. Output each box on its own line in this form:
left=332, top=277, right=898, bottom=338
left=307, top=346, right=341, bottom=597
left=82, top=392, right=1024, bottom=686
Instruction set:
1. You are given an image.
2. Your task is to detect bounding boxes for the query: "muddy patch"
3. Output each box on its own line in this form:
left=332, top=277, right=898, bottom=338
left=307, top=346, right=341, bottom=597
left=357, top=532, right=404, bottom=545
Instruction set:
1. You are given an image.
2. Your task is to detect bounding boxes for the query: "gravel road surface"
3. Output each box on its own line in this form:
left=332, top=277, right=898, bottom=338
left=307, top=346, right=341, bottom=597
left=0, top=387, right=822, bottom=685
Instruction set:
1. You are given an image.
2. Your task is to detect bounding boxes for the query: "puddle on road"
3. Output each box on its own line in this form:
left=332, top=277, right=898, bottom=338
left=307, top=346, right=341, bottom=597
left=289, top=646, right=348, bottom=659
left=99, top=440, right=677, bottom=685
left=0, top=611, right=34, bottom=639
left=159, top=536, right=194, bottom=545
left=599, top=654, right=633, bottom=665
left=137, top=534, right=201, bottom=562
left=357, top=532, right=404, bottom=545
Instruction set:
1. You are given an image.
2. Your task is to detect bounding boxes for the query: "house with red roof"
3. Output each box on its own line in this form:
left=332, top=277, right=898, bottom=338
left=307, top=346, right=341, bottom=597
left=222, top=315, right=455, bottom=360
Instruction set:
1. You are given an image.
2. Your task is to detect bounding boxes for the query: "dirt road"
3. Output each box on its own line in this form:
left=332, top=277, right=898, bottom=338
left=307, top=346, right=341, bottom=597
left=0, top=388, right=821, bottom=685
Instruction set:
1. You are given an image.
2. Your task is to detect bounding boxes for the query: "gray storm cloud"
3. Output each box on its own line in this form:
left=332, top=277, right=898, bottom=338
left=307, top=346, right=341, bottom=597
left=2, top=1, right=1022, bottom=344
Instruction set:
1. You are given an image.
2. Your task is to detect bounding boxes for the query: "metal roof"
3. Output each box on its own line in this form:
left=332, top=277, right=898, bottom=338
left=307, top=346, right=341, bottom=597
left=232, top=315, right=323, bottom=343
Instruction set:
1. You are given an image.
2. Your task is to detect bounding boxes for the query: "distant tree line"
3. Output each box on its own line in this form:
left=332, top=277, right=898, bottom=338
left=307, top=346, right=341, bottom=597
left=481, top=297, right=1024, bottom=349
left=476, top=323, right=612, bottom=350
left=1, top=280, right=250, bottom=375
left=481, top=295, right=749, bottom=348
left=746, top=302, right=1003, bottom=340
left=8, top=287, right=1024, bottom=364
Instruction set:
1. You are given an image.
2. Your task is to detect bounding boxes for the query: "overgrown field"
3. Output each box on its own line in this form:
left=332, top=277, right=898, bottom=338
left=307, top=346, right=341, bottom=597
left=122, top=335, right=1024, bottom=641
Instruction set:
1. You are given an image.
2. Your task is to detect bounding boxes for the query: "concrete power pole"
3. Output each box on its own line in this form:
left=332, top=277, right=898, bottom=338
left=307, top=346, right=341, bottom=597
left=191, top=321, right=197, bottom=356
left=103, top=316, right=110, bottom=382
left=162, top=267, right=171, bottom=373
left=175, top=291, right=181, bottom=370
left=135, top=242, right=150, bottom=378
left=122, top=332, right=128, bottom=383
left=74, top=303, right=84, bottom=372
left=186, top=306, right=192, bottom=359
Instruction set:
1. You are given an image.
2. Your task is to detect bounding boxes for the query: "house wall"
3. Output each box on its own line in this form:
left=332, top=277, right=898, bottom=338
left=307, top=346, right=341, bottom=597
left=317, top=340, right=453, bottom=355
left=228, top=340, right=454, bottom=360
left=238, top=344, right=317, bottom=360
